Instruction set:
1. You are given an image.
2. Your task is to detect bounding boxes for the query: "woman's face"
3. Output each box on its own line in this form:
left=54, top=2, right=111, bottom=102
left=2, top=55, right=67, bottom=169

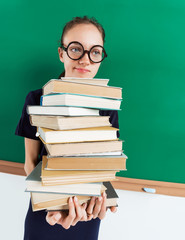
left=58, top=23, right=104, bottom=78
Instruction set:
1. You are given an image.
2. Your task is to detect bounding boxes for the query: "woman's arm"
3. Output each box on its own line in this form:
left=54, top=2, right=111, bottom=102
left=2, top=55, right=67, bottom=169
left=24, top=138, right=41, bottom=176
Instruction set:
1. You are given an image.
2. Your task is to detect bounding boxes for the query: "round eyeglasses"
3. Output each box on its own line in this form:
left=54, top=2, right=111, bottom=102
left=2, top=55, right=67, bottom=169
left=60, top=41, right=108, bottom=63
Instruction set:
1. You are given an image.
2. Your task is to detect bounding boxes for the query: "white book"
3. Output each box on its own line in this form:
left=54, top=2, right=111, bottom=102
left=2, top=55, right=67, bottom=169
left=40, top=93, right=122, bottom=110
left=27, top=106, right=99, bottom=116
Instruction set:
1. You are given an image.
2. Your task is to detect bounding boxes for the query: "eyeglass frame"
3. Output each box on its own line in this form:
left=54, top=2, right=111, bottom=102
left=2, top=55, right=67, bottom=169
left=60, top=41, right=108, bottom=63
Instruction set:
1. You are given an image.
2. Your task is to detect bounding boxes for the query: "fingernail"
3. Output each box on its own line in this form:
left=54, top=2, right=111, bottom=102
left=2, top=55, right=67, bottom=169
left=69, top=197, right=72, bottom=202
left=98, top=196, right=102, bottom=201
left=55, top=213, right=61, bottom=221
left=74, top=196, right=78, bottom=202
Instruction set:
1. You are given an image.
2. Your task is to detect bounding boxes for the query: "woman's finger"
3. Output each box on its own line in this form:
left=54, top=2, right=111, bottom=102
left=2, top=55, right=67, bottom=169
left=71, top=197, right=83, bottom=226
left=110, top=206, right=117, bottom=213
left=58, top=197, right=76, bottom=229
left=46, top=211, right=62, bottom=226
left=80, top=203, right=88, bottom=222
left=98, top=192, right=107, bottom=220
left=86, top=196, right=96, bottom=217
left=92, top=196, right=103, bottom=219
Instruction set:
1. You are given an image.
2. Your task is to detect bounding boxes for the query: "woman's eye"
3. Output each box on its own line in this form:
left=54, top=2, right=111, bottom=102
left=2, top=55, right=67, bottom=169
left=71, top=47, right=81, bottom=53
left=92, top=50, right=101, bottom=55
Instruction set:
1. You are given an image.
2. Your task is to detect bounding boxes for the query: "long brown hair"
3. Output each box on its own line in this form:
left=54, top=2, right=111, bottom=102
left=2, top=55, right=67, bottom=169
left=58, top=16, right=105, bottom=78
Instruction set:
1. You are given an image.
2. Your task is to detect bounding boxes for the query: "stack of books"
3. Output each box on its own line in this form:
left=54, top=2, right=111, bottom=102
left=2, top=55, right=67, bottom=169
left=26, top=77, right=127, bottom=212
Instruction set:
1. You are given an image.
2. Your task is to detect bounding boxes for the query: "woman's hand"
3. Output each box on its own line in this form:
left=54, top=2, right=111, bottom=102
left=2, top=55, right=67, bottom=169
left=46, top=196, right=87, bottom=229
left=86, top=192, right=117, bottom=220
left=110, top=206, right=117, bottom=213
left=86, top=192, right=107, bottom=220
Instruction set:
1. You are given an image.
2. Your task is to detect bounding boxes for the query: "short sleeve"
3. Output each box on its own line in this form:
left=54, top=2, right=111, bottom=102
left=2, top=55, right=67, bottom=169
left=99, top=110, right=120, bottom=138
left=15, top=90, right=41, bottom=140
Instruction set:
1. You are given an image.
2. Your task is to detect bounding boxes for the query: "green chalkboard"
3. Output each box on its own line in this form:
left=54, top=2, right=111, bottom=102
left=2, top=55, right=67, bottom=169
left=1, top=0, right=185, bottom=184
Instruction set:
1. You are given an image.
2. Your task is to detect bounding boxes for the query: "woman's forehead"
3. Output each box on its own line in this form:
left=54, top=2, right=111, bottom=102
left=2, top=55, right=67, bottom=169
left=63, top=24, right=103, bottom=48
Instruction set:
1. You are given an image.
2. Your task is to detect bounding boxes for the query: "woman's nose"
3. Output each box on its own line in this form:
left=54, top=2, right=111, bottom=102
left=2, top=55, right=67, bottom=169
left=79, top=51, right=90, bottom=65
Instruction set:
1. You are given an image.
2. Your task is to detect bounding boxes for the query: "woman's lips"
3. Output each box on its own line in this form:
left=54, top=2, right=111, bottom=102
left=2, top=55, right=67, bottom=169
left=75, top=68, right=90, bottom=73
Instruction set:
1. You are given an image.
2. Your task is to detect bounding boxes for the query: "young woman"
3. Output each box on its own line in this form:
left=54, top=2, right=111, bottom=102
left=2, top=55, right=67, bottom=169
left=15, top=16, right=119, bottom=240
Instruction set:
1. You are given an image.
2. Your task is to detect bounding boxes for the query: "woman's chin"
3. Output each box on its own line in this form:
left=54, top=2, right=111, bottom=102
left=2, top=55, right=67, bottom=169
left=65, top=71, right=93, bottom=78
left=75, top=73, right=92, bottom=78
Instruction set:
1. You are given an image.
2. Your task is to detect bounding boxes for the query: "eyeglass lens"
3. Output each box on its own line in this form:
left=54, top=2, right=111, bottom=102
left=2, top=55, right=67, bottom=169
left=67, top=42, right=105, bottom=62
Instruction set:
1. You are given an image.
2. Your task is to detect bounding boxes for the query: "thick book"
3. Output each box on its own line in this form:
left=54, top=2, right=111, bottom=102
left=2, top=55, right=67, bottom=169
left=41, top=156, right=117, bottom=186
left=44, top=140, right=123, bottom=157
left=37, top=126, right=119, bottom=144
left=60, top=77, right=109, bottom=86
left=46, top=181, right=118, bottom=211
left=45, top=153, right=127, bottom=171
left=26, top=161, right=104, bottom=196
left=27, top=106, right=99, bottom=116
left=43, top=79, right=122, bottom=99
left=30, top=115, right=111, bottom=130
left=31, top=193, right=91, bottom=212
left=40, top=93, right=122, bottom=110
left=31, top=183, right=106, bottom=212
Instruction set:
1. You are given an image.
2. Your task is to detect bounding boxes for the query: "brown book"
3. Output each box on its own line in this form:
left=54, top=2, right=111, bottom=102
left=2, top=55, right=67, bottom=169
left=43, top=79, right=122, bottom=99
left=41, top=156, right=117, bottom=186
left=37, top=126, right=119, bottom=144
left=45, top=153, right=127, bottom=170
left=44, top=140, right=123, bottom=157
left=30, top=115, right=111, bottom=130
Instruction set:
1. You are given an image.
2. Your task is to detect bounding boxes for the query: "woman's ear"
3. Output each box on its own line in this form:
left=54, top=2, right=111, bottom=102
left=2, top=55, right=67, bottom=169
left=58, top=47, right=64, bottom=63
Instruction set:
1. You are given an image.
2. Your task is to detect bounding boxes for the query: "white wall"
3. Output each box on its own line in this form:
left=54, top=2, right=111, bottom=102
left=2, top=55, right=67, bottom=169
left=1, top=172, right=185, bottom=240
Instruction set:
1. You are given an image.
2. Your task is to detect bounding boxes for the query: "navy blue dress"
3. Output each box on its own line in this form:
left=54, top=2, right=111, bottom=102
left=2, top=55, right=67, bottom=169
left=15, top=89, right=119, bottom=240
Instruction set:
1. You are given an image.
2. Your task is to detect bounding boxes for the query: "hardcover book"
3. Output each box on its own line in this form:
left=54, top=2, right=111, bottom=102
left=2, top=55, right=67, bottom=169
left=43, top=79, right=122, bottom=99
left=40, top=93, right=122, bottom=110
left=30, top=115, right=111, bottom=130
